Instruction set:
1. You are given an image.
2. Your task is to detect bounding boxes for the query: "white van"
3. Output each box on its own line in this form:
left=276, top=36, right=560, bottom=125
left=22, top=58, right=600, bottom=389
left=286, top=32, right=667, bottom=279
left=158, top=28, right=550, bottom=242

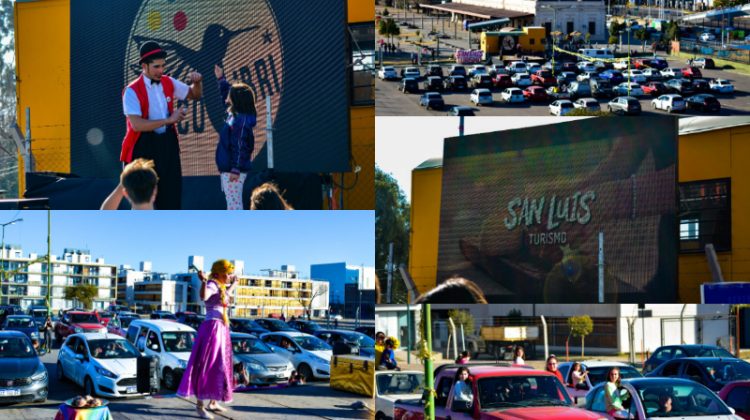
left=577, top=48, right=614, bottom=60
left=126, top=319, right=197, bottom=390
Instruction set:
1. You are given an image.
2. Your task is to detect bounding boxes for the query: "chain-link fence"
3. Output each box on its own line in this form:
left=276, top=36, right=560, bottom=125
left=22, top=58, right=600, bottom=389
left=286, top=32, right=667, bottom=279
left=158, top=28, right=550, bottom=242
left=678, top=40, right=750, bottom=64
left=0, top=134, right=19, bottom=198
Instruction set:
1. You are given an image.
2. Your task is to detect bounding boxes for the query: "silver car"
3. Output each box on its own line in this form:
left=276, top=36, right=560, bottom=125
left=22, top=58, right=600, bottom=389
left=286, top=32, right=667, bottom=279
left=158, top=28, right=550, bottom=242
left=0, top=331, right=48, bottom=403
left=232, top=333, right=294, bottom=385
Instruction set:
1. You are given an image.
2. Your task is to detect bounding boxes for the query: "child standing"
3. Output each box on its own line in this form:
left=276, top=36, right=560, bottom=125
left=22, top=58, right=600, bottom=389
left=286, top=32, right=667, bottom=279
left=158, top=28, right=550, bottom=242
left=214, top=65, right=256, bottom=210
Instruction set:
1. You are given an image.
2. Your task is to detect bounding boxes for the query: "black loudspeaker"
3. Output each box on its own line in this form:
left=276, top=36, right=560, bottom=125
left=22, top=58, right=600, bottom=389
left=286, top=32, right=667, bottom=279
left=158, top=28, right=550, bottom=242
left=137, top=355, right=160, bottom=394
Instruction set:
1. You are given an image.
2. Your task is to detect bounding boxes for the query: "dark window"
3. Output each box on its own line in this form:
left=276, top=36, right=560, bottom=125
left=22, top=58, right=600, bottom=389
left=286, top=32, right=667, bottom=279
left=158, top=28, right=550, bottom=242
left=435, top=377, right=454, bottom=407
left=662, top=361, right=681, bottom=376
left=726, top=387, right=750, bottom=414
left=529, top=38, right=535, bottom=45
left=544, top=22, right=552, bottom=37
left=685, top=363, right=705, bottom=384
left=589, top=21, right=596, bottom=35
left=679, top=178, right=731, bottom=253
left=350, top=22, right=374, bottom=106
left=567, top=22, right=575, bottom=35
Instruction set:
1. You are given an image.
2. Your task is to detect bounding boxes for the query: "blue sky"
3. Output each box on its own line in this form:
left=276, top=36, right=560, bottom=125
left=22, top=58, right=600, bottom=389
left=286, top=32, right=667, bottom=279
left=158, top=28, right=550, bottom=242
left=0, top=211, right=374, bottom=277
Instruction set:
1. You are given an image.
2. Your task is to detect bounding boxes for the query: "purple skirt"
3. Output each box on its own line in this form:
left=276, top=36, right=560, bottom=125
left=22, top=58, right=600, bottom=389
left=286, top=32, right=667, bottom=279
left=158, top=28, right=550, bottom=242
left=177, top=319, right=233, bottom=402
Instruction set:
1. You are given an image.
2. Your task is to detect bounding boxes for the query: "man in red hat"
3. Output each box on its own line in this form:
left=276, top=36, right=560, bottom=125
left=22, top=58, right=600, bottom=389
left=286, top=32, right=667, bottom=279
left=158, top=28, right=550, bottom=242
left=121, top=41, right=203, bottom=209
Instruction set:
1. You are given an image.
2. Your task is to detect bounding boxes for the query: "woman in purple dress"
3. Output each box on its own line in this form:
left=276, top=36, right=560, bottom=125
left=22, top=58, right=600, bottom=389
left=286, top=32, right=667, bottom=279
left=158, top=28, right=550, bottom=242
left=177, top=259, right=237, bottom=419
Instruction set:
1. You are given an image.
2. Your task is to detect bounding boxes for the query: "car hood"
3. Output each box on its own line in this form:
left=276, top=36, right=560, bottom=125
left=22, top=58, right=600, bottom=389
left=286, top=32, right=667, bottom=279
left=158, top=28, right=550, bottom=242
left=235, top=353, right=289, bottom=367
left=96, top=357, right=138, bottom=377
left=378, top=392, right=422, bottom=403
left=482, top=406, right=602, bottom=419
left=74, top=323, right=104, bottom=330
left=0, top=357, right=41, bottom=378
left=6, top=327, right=37, bottom=336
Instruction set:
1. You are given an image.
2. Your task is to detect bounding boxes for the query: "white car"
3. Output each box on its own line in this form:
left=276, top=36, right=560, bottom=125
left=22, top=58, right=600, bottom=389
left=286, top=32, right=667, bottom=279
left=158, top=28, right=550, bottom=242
left=574, top=98, right=601, bottom=112
left=511, top=72, right=532, bottom=87
left=375, top=370, right=425, bottom=420
left=57, top=333, right=142, bottom=397
left=402, top=67, right=420, bottom=79
left=501, top=87, right=525, bottom=103
left=126, top=319, right=196, bottom=390
left=661, top=68, right=682, bottom=78
left=526, top=63, right=542, bottom=74
left=641, top=68, right=663, bottom=80
left=613, top=59, right=631, bottom=70
left=260, top=331, right=332, bottom=381
left=709, top=79, right=735, bottom=94
left=558, top=360, right=642, bottom=405
left=615, top=82, right=644, bottom=97
left=652, top=93, right=686, bottom=113
left=506, top=61, right=528, bottom=74
left=700, top=32, right=717, bottom=42
left=378, top=66, right=398, bottom=80
left=625, top=69, right=647, bottom=84
left=577, top=71, right=598, bottom=82
left=577, top=61, right=597, bottom=73
left=470, top=88, right=493, bottom=106
left=468, top=65, right=487, bottom=77
left=549, top=100, right=575, bottom=116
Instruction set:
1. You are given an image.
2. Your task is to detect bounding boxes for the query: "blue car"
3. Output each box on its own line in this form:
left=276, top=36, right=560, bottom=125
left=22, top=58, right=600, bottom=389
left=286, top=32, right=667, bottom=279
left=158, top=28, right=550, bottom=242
left=0, top=331, right=48, bottom=403
left=3, top=315, right=41, bottom=345
left=600, top=70, right=624, bottom=85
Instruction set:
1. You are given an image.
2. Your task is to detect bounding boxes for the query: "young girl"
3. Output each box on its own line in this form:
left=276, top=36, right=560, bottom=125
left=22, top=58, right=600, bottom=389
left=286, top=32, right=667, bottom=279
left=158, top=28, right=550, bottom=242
left=513, top=346, right=525, bottom=365
left=453, top=367, right=474, bottom=403
left=455, top=350, right=471, bottom=364
left=380, top=339, right=399, bottom=370
left=214, top=65, right=256, bottom=210
left=604, top=367, right=628, bottom=418
left=177, top=260, right=238, bottom=419
left=570, top=362, right=589, bottom=389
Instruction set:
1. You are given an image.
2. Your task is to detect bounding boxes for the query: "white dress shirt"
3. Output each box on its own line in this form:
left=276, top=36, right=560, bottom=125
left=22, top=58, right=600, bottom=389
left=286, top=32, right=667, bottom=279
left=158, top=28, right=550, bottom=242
left=123, top=75, right=190, bottom=134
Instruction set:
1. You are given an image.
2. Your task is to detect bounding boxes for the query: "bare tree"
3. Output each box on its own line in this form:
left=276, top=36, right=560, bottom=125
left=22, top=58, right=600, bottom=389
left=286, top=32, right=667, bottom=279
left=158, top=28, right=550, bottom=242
left=0, top=0, right=18, bottom=197
left=305, top=283, right=328, bottom=320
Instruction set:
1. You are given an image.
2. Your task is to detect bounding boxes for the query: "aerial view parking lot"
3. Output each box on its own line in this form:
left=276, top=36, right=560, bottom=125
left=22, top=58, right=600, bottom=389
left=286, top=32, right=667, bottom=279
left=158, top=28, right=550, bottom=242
left=376, top=4, right=750, bottom=116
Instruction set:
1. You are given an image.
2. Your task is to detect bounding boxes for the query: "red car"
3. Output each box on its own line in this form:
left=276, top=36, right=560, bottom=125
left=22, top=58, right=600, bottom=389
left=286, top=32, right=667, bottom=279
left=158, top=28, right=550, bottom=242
left=682, top=66, right=703, bottom=78
left=54, top=311, right=105, bottom=344
left=523, top=85, right=549, bottom=102
left=642, top=81, right=667, bottom=96
left=719, top=380, right=750, bottom=419
left=493, top=74, right=513, bottom=90
left=531, top=70, right=557, bottom=87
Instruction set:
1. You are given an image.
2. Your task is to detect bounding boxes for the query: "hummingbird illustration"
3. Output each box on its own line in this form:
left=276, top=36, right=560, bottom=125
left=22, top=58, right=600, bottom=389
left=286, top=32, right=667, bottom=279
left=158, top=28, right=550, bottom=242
left=131, top=24, right=259, bottom=133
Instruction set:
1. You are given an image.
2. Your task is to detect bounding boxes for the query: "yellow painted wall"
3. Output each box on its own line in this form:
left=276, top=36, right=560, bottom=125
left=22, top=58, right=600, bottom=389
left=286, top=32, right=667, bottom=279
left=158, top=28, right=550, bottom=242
left=349, top=0, right=374, bottom=23
left=519, top=27, right=546, bottom=53
left=14, top=0, right=71, bottom=192
left=481, top=32, right=500, bottom=55
left=409, top=125, right=750, bottom=302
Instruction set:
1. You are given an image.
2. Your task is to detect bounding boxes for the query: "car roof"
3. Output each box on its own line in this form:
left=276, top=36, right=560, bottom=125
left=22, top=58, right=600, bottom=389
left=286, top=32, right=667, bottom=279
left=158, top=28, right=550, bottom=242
left=624, top=377, right=710, bottom=387
left=562, top=360, right=632, bottom=368
left=230, top=332, right=256, bottom=339
left=262, top=331, right=312, bottom=338
left=71, top=333, right=128, bottom=341
left=130, top=319, right=196, bottom=333
left=0, top=330, right=29, bottom=338
left=315, top=329, right=362, bottom=335
left=454, top=365, right=556, bottom=379
left=671, top=357, right=742, bottom=362
left=6, top=315, right=32, bottom=319
left=69, top=311, right=97, bottom=315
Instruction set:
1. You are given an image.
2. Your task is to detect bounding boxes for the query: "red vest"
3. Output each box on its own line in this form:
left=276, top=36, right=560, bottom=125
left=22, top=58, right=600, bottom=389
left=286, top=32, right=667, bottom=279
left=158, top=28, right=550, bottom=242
left=120, top=74, right=176, bottom=163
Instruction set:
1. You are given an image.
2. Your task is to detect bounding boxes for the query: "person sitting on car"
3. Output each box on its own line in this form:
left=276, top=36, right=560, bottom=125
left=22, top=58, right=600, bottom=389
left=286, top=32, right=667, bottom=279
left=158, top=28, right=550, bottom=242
left=453, top=367, right=474, bottom=403
left=175, top=335, right=189, bottom=351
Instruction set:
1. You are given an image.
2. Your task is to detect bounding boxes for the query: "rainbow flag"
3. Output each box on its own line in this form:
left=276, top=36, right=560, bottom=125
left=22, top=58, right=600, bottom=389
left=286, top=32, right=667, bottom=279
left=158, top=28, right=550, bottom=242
left=54, top=404, right=113, bottom=420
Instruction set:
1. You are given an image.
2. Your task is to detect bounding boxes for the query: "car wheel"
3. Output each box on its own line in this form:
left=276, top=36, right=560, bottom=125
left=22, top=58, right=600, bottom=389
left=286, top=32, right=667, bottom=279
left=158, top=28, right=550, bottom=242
left=57, top=361, right=67, bottom=383
left=84, top=376, right=97, bottom=397
left=298, top=363, right=314, bottom=383
left=163, top=367, right=177, bottom=390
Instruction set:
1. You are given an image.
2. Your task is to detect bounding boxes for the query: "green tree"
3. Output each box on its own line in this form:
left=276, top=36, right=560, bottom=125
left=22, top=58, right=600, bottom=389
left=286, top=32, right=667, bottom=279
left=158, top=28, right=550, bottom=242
left=568, top=315, right=594, bottom=357
left=383, top=8, right=390, bottom=16
left=0, top=0, right=18, bottom=197
left=448, top=309, right=475, bottom=336
left=375, top=166, right=410, bottom=303
left=507, top=309, right=522, bottom=319
left=64, top=284, right=98, bottom=310
left=665, top=20, right=679, bottom=42
left=635, top=27, right=648, bottom=52
left=378, top=18, right=400, bottom=45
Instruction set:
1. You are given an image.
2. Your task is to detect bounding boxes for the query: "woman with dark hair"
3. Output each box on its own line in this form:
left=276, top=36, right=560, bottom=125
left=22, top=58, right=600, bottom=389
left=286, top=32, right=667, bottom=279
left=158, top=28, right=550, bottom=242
left=513, top=346, right=525, bottom=365
left=545, top=355, right=563, bottom=383
left=214, top=65, right=256, bottom=210
left=570, top=362, right=588, bottom=389
left=604, top=367, right=628, bottom=418
left=250, top=182, right=294, bottom=210
left=456, top=350, right=471, bottom=364
left=453, top=367, right=474, bottom=402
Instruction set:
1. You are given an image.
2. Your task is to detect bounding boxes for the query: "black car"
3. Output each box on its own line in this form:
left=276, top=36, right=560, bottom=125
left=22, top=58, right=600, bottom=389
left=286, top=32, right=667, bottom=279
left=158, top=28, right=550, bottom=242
left=425, top=64, right=443, bottom=77
left=150, top=311, right=177, bottom=321
left=446, top=106, right=475, bottom=116
left=399, top=77, right=419, bottom=94
left=422, top=76, right=443, bottom=92
left=254, top=318, right=296, bottom=332
left=449, top=65, right=467, bottom=77
left=229, top=318, right=269, bottom=336
left=419, top=92, right=445, bottom=110
left=286, top=319, right=322, bottom=335
left=665, top=78, right=695, bottom=96
left=643, top=344, right=734, bottom=373
left=0, top=305, right=23, bottom=325
left=176, top=312, right=205, bottom=330
left=686, top=93, right=722, bottom=113
left=646, top=357, right=750, bottom=391
left=590, top=79, right=613, bottom=98
left=443, top=75, right=467, bottom=91
left=692, top=78, right=710, bottom=93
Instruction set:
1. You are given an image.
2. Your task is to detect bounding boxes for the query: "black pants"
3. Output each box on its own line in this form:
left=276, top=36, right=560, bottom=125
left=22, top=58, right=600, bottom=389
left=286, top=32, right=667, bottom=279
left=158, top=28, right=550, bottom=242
left=131, top=128, right=182, bottom=210
left=44, top=329, right=52, bottom=349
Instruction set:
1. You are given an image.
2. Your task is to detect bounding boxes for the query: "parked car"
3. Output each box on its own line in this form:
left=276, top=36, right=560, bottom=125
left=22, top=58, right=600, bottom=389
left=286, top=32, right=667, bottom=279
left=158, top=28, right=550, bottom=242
left=646, top=357, right=750, bottom=392
left=313, top=329, right=375, bottom=358
left=229, top=318, right=270, bottom=336
left=443, top=75, right=467, bottom=91
left=612, top=58, right=631, bottom=70
left=419, top=92, right=445, bottom=110
left=559, top=71, right=579, bottom=84
left=27, top=308, right=49, bottom=332
left=54, top=311, right=106, bottom=345
left=558, top=360, right=642, bottom=405
left=585, top=377, right=740, bottom=419
left=590, top=78, right=613, bottom=98
left=686, top=93, right=722, bottom=113
left=470, top=74, right=493, bottom=89
left=493, top=73, right=513, bottom=90
left=0, top=305, right=24, bottom=326
left=600, top=70, right=624, bottom=85
left=375, top=370, right=424, bottom=420
left=449, top=65, right=467, bottom=77
left=692, top=57, right=716, bottom=69
left=3, top=315, right=41, bottom=345
left=692, top=78, right=710, bottom=93
left=625, top=69, right=648, bottom=84
left=643, top=344, right=735, bottom=373
left=126, top=319, right=196, bottom=390
left=106, top=305, right=131, bottom=315
left=286, top=319, right=322, bottom=335
left=57, top=333, right=141, bottom=397
left=613, top=82, right=644, bottom=97
left=568, top=81, right=592, bottom=98
left=549, top=100, right=574, bottom=116
left=96, top=310, right=114, bottom=327
left=683, top=66, right=703, bottom=79
left=666, top=78, right=696, bottom=96
left=642, top=81, right=668, bottom=96
left=608, top=96, right=641, bottom=115
left=577, top=61, right=597, bottom=73
left=505, top=61, right=528, bottom=74
left=470, top=88, right=494, bottom=106
left=399, top=77, right=419, bottom=94
left=710, top=79, right=735, bottom=94
left=652, top=94, right=686, bottom=113
left=149, top=311, right=177, bottom=321
left=661, top=67, right=683, bottom=78
left=649, top=57, right=669, bottom=70
left=425, top=64, right=443, bottom=77
left=501, top=87, right=525, bottom=103
left=401, top=67, right=421, bottom=79
left=254, top=318, right=297, bottom=332
left=422, top=76, right=443, bottom=91
left=527, top=63, right=542, bottom=74
left=468, top=64, right=488, bottom=77
left=510, top=72, right=532, bottom=87
left=0, top=331, right=48, bottom=403
left=377, top=66, right=398, bottom=80
left=231, top=332, right=294, bottom=385
left=573, top=97, right=601, bottom=112
left=259, top=331, right=332, bottom=381
left=719, top=381, right=750, bottom=420
left=561, top=61, right=580, bottom=74
left=523, top=85, right=549, bottom=102
left=576, top=71, right=598, bottom=83
left=446, top=105, right=475, bottom=116
left=488, top=63, right=506, bottom=76
left=175, top=312, right=205, bottom=331
left=106, top=313, right=140, bottom=338
left=641, top=68, right=664, bottom=81
left=531, top=69, right=557, bottom=86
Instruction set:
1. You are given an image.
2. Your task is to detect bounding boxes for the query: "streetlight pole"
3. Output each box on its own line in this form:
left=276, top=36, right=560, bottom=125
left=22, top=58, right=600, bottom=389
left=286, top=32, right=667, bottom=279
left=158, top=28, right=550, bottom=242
left=0, top=218, right=23, bottom=306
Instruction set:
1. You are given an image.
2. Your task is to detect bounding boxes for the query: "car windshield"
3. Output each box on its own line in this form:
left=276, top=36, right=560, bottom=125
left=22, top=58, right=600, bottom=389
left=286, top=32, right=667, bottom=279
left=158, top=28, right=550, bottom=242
left=119, top=316, right=137, bottom=328
left=292, top=335, right=331, bottom=351
left=158, top=313, right=177, bottom=320
left=479, top=92, right=491, bottom=97
left=699, top=360, right=750, bottom=382
left=161, top=331, right=196, bottom=352
left=478, top=375, right=572, bottom=409
left=265, top=319, right=294, bottom=330
left=561, top=103, right=573, bottom=109
left=71, top=313, right=99, bottom=323
left=0, top=337, right=34, bottom=358
left=88, top=339, right=140, bottom=359
left=633, top=381, right=731, bottom=417
left=99, top=311, right=113, bottom=318
left=587, top=366, right=641, bottom=386
left=31, top=310, right=47, bottom=318
left=334, top=332, right=375, bottom=348
left=688, top=347, right=733, bottom=358
left=377, top=372, right=425, bottom=395
left=6, top=318, right=34, bottom=328
left=298, top=321, right=321, bottom=331
left=232, top=337, right=273, bottom=354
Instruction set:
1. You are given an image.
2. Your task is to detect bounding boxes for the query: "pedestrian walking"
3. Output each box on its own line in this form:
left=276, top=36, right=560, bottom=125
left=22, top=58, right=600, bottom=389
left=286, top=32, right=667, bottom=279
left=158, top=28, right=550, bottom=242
left=43, top=316, right=53, bottom=351
left=177, top=260, right=238, bottom=419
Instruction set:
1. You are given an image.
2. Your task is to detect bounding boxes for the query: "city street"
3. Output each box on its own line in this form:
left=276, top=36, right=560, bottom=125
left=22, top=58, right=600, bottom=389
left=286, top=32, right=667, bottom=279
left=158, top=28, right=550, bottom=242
left=0, top=348, right=373, bottom=420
